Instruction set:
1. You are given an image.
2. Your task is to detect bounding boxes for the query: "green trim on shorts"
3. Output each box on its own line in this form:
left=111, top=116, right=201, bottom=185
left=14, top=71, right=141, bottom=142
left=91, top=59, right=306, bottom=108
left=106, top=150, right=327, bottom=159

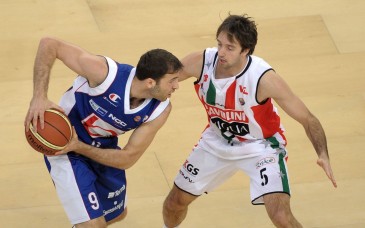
left=266, top=137, right=290, bottom=194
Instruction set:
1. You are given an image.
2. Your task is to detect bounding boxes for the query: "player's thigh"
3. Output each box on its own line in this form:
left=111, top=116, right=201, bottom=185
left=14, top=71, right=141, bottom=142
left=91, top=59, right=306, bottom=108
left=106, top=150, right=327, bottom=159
left=263, top=193, right=292, bottom=217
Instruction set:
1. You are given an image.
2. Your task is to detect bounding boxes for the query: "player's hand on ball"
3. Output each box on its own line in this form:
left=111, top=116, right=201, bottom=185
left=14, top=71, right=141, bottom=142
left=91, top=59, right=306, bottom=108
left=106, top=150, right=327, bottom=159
left=25, top=97, right=64, bottom=133
left=55, top=127, right=80, bottom=156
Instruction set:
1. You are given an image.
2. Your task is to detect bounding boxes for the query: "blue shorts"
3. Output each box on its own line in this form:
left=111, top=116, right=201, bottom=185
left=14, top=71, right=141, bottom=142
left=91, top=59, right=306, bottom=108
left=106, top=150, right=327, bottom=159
left=44, top=152, right=126, bottom=224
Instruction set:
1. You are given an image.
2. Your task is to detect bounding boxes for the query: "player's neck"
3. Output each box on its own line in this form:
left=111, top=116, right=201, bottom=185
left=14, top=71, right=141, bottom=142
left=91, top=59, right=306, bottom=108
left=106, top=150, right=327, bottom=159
left=130, top=77, right=148, bottom=104
left=129, top=97, right=144, bottom=109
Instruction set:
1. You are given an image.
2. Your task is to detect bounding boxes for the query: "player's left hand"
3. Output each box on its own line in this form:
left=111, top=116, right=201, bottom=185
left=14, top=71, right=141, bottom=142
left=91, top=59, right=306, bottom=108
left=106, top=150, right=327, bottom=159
left=317, top=157, right=337, bottom=188
left=55, top=127, right=81, bottom=155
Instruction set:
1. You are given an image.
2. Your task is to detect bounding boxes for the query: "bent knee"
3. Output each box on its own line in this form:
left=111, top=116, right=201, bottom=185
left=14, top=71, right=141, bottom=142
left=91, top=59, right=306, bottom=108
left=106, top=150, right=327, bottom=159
left=164, top=186, right=197, bottom=210
left=268, top=210, right=298, bottom=228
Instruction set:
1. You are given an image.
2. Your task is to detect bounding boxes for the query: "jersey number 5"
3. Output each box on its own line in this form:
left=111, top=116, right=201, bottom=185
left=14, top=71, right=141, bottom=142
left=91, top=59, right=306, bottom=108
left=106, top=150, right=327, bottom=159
left=260, top=168, right=268, bottom=186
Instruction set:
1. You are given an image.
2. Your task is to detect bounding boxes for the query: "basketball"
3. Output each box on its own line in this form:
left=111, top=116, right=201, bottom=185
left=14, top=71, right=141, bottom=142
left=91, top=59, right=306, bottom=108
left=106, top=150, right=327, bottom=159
left=25, top=109, right=73, bottom=155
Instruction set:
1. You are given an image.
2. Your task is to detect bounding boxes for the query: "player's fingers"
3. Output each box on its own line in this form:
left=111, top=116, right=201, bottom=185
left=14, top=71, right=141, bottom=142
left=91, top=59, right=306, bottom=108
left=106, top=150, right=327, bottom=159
left=318, top=159, right=337, bottom=188
left=54, top=151, right=63, bottom=156
left=326, top=166, right=337, bottom=188
left=24, top=111, right=32, bottom=132
left=32, top=112, right=39, bottom=133
left=38, top=110, right=45, bottom=130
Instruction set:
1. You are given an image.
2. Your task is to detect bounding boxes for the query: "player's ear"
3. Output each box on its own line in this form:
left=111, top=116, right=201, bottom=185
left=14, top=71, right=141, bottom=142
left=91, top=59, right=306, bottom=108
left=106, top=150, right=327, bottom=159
left=241, top=48, right=250, bottom=56
left=145, top=78, right=157, bottom=89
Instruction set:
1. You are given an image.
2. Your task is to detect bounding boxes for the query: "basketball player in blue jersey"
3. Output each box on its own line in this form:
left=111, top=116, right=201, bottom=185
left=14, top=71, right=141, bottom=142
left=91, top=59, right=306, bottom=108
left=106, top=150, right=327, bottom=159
left=162, top=14, right=337, bottom=228
left=24, top=37, right=183, bottom=227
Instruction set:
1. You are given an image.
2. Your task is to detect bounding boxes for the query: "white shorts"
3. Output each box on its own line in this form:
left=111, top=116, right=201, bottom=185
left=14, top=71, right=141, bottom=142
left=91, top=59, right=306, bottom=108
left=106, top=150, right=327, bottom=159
left=174, top=137, right=291, bottom=204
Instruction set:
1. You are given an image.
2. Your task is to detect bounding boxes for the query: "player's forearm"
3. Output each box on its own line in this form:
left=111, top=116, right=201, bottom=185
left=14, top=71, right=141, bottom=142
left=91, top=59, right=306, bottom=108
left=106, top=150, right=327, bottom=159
left=304, top=113, right=329, bottom=158
left=33, top=37, right=58, bottom=97
left=74, top=141, right=136, bottom=170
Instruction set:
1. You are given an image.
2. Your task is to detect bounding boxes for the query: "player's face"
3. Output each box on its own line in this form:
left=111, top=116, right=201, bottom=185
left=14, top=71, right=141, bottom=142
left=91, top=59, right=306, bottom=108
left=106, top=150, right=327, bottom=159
left=216, top=32, right=248, bottom=71
left=151, top=73, right=179, bottom=101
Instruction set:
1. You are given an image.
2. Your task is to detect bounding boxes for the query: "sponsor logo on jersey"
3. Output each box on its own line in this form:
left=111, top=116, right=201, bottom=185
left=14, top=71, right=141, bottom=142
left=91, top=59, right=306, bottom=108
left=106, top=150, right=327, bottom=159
left=255, top=157, right=275, bottom=169
left=239, top=98, right=245, bottom=106
left=104, top=93, right=121, bottom=107
left=107, top=185, right=126, bottom=198
left=179, top=170, right=194, bottom=183
left=82, top=113, right=124, bottom=138
left=134, top=116, right=141, bottom=122
left=108, top=113, right=127, bottom=127
left=89, top=99, right=108, bottom=116
left=109, top=93, right=121, bottom=103
left=239, top=85, right=248, bottom=95
left=103, top=200, right=124, bottom=216
left=183, top=160, right=199, bottom=176
left=203, top=103, right=248, bottom=122
left=211, top=117, right=250, bottom=136
left=203, top=74, right=208, bottom=82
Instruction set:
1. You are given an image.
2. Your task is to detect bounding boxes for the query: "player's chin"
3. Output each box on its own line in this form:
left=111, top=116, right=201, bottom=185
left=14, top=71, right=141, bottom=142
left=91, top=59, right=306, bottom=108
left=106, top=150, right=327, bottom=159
left=157, top=96, right=168, bottom=101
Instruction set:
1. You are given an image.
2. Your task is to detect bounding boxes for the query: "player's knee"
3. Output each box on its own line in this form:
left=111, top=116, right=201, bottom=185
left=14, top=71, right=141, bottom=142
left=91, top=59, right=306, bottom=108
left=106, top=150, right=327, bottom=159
left=164, top=190, right=189, bottom=211
left=268, top=210, right=293, bottom=228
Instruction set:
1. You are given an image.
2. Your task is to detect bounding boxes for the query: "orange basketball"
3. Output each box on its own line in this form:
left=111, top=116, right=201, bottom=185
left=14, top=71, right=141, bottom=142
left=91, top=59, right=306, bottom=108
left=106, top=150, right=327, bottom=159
left=25, top=109, right=73, bottom=155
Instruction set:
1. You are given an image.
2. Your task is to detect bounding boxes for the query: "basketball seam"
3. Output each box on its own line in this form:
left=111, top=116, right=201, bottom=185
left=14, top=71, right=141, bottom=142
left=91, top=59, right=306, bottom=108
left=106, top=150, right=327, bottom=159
left=28, top=109, right=73, bottom=151
left=47, top=109, right=73, bottom=141
left=29, top=123, right=66, bottom=150
left=44, top=120, right=69, bottom=142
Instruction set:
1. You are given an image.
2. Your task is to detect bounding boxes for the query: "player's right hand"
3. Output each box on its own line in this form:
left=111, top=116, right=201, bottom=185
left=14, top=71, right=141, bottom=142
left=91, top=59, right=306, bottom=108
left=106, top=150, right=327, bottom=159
left=24, top=97, right=63, bottom=133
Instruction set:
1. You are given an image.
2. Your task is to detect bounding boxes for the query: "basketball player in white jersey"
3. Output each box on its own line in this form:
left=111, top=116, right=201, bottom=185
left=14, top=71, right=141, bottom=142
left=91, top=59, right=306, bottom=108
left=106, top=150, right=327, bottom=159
left=163, top=14, right=337, bottom=228
left=24, top=37, right=183, bottom=227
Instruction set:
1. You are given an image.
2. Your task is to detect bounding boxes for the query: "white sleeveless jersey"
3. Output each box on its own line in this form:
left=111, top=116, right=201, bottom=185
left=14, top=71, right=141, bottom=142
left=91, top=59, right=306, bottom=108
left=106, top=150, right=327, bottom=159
left=194, top=48, right=287, bottom=159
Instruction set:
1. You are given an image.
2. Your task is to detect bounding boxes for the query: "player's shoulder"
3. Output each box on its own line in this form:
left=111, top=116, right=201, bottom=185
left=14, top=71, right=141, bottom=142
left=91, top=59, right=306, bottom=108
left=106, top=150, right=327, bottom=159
left=204, top=47, right=218, bottom=57
left=248, top=55, right=272, bottom=71
left=144, top=99, right=171, bottom=123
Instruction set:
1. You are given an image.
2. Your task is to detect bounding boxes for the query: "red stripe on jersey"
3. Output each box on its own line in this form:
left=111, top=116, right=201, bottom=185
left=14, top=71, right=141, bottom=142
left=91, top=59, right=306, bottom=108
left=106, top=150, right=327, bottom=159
left=225, top=81, right=237, bottom=109
left=251, top=98, right=281, bottom=138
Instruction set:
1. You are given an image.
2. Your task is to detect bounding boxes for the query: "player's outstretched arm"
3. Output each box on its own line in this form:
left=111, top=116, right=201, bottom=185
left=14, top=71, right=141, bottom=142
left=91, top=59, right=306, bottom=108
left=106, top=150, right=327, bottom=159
left=56, top=104, right=172, bottom=169
left=258, top=70, right=337, bottom=188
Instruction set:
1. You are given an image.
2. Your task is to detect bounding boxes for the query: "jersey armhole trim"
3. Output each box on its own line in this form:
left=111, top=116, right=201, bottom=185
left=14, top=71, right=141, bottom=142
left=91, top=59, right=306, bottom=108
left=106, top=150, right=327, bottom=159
left=255, top=68, right=274, bottom=105
left=194, top=50, right=207, bottom=85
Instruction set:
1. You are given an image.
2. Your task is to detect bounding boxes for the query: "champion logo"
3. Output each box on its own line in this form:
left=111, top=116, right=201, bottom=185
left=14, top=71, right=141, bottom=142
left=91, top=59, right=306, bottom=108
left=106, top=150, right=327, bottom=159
left=109, top=93, right=121, bottom=103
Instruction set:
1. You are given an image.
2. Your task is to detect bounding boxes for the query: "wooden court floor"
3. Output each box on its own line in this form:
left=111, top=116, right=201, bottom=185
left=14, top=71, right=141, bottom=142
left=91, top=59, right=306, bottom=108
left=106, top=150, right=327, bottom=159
left=1, top=0, right=364, bottom=227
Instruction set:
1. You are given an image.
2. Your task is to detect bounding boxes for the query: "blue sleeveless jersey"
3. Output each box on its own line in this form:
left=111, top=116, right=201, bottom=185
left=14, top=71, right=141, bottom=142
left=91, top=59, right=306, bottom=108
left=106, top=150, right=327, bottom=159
left=59, top=56, right=169, bottom=149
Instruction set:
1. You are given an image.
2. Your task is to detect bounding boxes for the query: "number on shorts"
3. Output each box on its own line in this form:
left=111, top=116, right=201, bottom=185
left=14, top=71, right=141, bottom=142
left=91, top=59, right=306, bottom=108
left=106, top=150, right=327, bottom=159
left=91, top=140, right=101, bottom=148
left=88, top=192, right=99, bottom=210
left=260, top=168, right=268, bottom=186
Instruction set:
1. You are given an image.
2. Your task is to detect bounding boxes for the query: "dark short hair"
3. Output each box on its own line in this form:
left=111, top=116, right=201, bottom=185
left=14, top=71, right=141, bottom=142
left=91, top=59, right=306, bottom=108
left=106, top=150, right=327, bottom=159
left=136, top=49, right=183, bottom=81
left=216, top=14, right=258, bottom=55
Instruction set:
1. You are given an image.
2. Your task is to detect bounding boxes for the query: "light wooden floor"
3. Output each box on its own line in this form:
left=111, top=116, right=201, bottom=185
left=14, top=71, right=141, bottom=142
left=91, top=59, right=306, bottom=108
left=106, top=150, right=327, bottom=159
left=1, top=0, right=364, bottom=227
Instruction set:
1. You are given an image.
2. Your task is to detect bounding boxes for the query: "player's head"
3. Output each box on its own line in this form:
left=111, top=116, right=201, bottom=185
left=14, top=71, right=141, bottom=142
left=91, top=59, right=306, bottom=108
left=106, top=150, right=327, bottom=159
left=136, top=49, right=183, bottom=101
left=136, top=49, right=183, bottom=82
left=216, top=14, right=258, bottom=55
